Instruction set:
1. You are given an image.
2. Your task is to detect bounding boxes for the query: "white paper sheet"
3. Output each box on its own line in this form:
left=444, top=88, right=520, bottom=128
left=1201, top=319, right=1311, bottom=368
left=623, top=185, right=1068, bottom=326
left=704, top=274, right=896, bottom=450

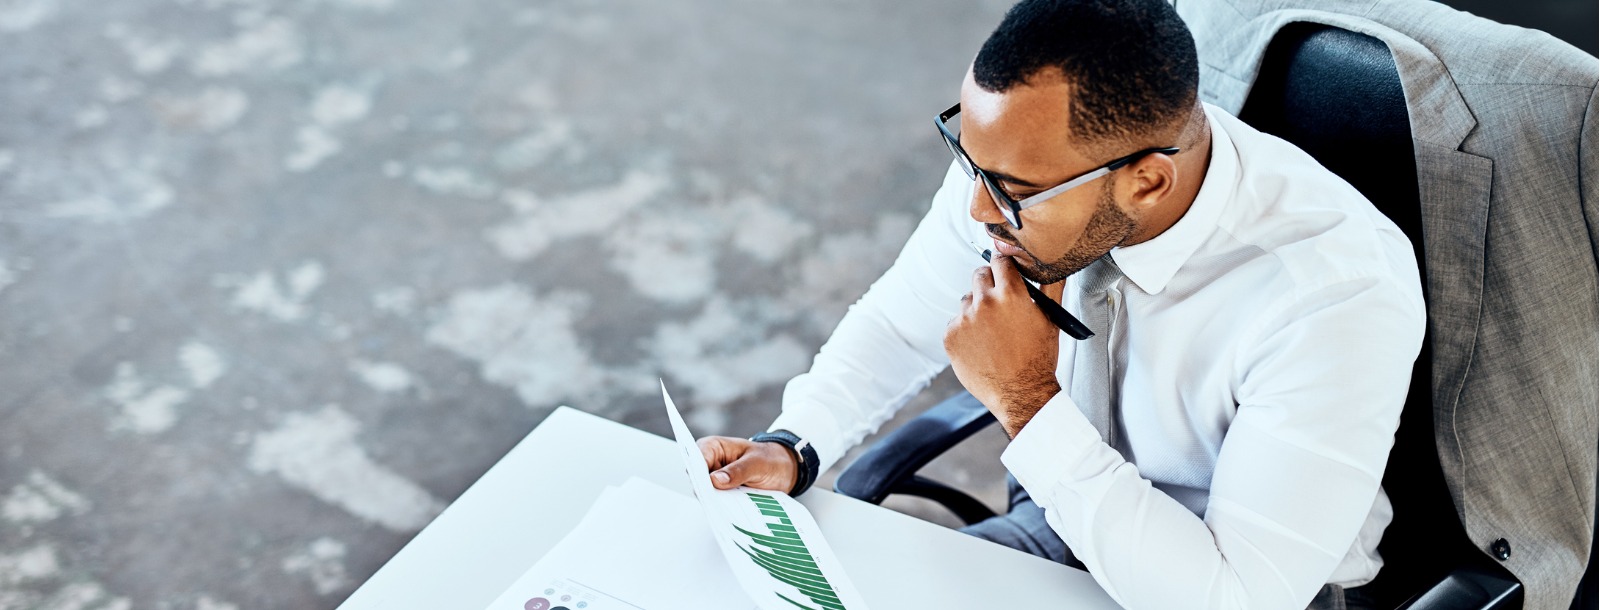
left=482, top=477, right=754, bottom=610
left=660, top=382, right=871, bottom=610
left=485, top=384, right=870, bottom=610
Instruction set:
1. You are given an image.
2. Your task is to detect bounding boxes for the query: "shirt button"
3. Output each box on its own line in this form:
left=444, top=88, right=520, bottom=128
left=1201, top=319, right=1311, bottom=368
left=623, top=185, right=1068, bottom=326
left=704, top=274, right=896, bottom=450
left=1490, top=538, right=1511, bottom=561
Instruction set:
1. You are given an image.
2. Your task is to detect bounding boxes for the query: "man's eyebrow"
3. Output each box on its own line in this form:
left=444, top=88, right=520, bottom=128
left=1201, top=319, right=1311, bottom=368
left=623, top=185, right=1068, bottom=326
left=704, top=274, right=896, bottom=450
left=984, top=169, right=1047, bottom=189
left=955, top=133, right=1050, bottom=189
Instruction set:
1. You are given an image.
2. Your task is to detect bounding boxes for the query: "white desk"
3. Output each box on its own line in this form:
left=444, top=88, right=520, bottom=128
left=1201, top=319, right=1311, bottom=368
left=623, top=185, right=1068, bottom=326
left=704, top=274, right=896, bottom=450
left=338, top=406, right=1120, bottom=609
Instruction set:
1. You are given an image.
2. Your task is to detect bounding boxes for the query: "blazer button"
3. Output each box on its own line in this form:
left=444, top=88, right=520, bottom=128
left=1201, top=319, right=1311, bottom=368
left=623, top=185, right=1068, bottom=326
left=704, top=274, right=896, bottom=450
left=1491, top=538, right=1511, bottom=561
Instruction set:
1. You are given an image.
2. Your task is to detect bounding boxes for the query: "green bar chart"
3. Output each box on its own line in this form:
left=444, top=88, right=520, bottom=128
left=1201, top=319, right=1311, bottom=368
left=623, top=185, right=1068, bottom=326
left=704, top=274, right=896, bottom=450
left=731, top=492, right=849, bottom=610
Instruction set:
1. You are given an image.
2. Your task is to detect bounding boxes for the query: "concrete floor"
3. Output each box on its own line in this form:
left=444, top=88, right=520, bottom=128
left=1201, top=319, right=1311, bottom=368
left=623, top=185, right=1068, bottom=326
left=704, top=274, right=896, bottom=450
left=0, top=0, right=1018, bottom=607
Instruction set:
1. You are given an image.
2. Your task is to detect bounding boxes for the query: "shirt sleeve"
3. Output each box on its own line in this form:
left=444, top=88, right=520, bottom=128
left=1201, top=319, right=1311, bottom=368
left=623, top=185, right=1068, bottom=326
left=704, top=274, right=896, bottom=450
left=1001, top=275, right=1425, bottom=609
left=768, top=161, right=979, bottom=473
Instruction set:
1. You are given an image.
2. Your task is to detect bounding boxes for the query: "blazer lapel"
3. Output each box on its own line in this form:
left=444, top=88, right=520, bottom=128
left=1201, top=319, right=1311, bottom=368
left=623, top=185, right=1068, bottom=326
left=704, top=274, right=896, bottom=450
left=1413, top=144, right=1491, bottom=495
left=1358, top=9, right=1494, bottom=493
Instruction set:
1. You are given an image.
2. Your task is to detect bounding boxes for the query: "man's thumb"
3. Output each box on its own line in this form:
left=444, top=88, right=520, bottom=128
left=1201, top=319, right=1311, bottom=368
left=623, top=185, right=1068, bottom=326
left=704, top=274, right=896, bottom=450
left=712, top=456, right=754, bottom=489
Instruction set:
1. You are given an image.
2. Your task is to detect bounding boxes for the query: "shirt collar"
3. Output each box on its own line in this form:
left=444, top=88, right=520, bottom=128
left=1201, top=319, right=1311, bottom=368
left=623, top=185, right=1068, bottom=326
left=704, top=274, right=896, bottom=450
left=1108, top=104, right=1239, bottom=295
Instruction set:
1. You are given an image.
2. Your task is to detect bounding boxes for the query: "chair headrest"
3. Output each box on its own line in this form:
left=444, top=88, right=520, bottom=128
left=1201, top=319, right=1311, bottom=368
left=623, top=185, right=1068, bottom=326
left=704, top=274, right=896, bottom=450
left=1238, top=23, right=1421, bottom=250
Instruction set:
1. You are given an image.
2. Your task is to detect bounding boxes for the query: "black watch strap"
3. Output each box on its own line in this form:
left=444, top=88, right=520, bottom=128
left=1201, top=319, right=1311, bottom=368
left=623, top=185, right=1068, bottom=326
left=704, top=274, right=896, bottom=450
left=750, top=429, right=820, bottom=496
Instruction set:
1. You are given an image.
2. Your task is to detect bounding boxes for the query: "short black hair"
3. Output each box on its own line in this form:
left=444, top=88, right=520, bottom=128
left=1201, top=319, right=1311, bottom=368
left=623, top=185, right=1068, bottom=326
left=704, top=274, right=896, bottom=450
left=973, top=0, right=1199, bottom=147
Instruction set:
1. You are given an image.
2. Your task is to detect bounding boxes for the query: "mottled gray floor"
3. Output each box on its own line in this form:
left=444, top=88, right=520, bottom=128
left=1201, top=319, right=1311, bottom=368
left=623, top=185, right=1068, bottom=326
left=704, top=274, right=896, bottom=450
left=0, top=0, right=1017, bottom=607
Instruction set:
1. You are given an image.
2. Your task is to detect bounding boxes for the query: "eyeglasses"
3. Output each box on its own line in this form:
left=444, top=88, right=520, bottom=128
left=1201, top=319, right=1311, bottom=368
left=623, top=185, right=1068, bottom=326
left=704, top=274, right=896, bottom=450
left=937, top=103, right=1181, bottom=230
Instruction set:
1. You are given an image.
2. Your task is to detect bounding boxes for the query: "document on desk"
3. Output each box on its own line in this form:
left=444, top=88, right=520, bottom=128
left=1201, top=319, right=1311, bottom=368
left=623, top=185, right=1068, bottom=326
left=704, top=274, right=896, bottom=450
left=482, top=383, right=870, bottom=610
left=482, top=476, right=753, bottom=610
left=659, top=382, right=870, bottom=610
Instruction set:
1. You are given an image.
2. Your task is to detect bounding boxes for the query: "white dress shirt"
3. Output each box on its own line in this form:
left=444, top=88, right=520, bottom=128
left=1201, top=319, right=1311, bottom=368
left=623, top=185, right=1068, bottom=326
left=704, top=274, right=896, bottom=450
left=770, top=104, right=1427, bottom=609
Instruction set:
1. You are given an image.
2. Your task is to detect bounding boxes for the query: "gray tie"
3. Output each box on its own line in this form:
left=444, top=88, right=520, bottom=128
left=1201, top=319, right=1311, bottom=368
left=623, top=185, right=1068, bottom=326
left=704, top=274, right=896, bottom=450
left=1069, top=255, right=1123, bottom=446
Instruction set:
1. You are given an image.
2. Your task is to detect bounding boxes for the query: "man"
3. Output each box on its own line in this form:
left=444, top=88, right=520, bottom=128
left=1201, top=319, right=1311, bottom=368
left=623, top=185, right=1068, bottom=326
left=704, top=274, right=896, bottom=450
left=697, top=1, right=1425, bottom=608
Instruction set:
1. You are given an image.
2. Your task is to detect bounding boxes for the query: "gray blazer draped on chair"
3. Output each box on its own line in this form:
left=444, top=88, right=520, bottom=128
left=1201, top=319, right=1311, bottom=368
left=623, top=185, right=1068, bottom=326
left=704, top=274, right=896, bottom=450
left=1176, top=1, right=1597, bottom=608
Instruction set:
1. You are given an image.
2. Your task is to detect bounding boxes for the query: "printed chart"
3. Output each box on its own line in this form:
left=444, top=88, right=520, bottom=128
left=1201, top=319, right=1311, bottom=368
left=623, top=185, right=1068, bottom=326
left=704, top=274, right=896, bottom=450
left=485, top=385, right=869, bottom=610
left=517, top=577, right=624, bottom=610
left=732, top=492, right=849, bottom=610
left=660, top=382, right=870, bottom=610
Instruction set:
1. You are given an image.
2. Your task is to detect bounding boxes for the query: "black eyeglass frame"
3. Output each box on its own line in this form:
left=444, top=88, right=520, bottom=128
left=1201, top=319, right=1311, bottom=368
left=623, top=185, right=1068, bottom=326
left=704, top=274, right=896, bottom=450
left=937, top=103, right=1182, bottom=230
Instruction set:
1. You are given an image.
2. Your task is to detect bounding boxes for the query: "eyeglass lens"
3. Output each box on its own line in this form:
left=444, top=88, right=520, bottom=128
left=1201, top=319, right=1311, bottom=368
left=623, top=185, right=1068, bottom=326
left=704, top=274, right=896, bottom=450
left=942, top=132, right=974, bottom=180
left=980, top=175, right=1020, bottom=227
left=942, top=119, right=1023, bottom=229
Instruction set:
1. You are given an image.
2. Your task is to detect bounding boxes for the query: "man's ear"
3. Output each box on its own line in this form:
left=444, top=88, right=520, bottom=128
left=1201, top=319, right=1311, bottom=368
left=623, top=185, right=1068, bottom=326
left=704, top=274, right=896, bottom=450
left=1123, top=152, right=1178, bottom=213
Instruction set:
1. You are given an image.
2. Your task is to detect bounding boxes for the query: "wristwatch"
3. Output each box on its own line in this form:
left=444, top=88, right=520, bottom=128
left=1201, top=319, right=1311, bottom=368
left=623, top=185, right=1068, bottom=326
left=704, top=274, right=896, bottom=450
left=749, top=429, right=820, bottom=497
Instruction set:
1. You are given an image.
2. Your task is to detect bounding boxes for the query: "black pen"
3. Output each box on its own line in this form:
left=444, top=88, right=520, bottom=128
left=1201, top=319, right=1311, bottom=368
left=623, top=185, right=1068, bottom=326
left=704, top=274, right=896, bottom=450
left=971, top=243, right=1095, bottom=340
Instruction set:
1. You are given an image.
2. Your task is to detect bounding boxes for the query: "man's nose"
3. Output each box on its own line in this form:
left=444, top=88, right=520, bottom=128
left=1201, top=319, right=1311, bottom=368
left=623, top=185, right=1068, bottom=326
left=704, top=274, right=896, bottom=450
left=968, top=181, right=1008, bottom=226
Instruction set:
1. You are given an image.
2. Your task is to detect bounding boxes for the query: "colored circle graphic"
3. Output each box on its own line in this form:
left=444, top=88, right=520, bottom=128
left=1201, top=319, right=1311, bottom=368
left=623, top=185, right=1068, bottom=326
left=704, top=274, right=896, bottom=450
left=524, top=598, right=551, bottom=610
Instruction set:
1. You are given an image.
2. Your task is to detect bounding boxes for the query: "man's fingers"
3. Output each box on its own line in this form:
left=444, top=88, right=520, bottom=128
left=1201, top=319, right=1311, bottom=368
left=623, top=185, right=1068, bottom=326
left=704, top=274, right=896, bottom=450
left=697, top=436, right=748, bottom=472
left=712, top=454, right=759, bottom=489
left=971, top=264, right=995, bottom=295
left=704, top=439, right=766, bottom=490
left=991, top=254, right=1025, bottom=296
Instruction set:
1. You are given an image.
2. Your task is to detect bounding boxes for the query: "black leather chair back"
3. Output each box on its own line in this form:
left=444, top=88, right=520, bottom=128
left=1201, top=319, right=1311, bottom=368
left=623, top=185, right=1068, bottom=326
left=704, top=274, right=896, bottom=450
left=1237, top=23, right=1498, bottom=606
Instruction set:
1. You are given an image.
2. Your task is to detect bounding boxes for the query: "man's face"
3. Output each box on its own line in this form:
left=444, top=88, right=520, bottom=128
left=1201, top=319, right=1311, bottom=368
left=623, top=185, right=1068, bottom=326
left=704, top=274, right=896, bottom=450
left=957, top=68, right=1139, bottom=285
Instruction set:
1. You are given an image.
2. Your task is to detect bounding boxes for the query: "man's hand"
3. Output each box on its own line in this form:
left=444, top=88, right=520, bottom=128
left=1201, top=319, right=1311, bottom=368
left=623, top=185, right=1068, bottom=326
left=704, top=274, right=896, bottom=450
left=945, top=253, right=1065, bottom=438
left=696, top=436, right=800, bottom=492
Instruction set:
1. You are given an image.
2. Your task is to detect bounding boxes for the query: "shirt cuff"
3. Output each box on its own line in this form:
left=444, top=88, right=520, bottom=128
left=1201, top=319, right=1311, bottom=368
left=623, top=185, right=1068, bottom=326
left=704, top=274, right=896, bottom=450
left=1000, top=391, right=1111, bottom=494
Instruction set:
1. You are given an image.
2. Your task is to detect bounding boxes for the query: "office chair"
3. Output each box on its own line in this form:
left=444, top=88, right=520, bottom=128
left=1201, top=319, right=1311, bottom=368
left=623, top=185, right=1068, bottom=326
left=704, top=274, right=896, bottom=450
left=833, top=24, right=1530, bottom=609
